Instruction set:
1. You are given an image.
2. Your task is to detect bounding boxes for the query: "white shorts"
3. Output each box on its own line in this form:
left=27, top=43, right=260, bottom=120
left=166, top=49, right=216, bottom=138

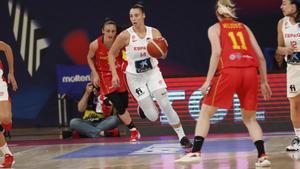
left=126, top=67, right=167, bottom=101
left=287, top=65, right=300, bottom=98
left=0, top=81, right=8, bottom=101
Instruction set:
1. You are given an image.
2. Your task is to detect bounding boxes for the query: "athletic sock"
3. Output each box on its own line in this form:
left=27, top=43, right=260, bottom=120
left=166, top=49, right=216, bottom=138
left=174, top=126, right=185, bottom=141
left=127, top=121, right=136, bottom=130
left=254, top=140, right=266, bottom=158
left=0, top=143, right=12, bottom=156
left=192, top=136, right=205, bottom=153
left=294, top=128, right=300, bottom=138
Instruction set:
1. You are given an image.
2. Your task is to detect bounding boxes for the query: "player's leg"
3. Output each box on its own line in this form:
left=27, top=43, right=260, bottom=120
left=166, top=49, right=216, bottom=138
left=176, top=68, right=237, bottom=163
left=175, top=104, right=218, bottom=163
left=151, top=88, right=191, bottom=147
left=287, top=94, right=300, bottom=151
left=106, top=92, right=140, bottom=141
left=286, top=67, right=300, bottom=151
left=0, top=101, right=14, bottom=168
left=239, top=67, right=270, bottom=167
left=147, top=68, right=192, bottom=148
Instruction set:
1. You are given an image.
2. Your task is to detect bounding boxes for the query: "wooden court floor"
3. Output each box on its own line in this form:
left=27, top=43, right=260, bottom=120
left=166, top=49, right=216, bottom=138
left=4, top=132, right=300, bottom=169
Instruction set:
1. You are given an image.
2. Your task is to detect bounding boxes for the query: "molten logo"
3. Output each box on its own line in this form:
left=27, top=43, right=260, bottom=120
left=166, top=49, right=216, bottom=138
left=62, top=75, right=90, bottom=83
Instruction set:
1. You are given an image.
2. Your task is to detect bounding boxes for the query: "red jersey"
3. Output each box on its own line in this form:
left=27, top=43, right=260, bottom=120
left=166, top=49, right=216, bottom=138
left=218, top=20, right=258, bottom=70
left=94, top=36, right=127, bottom=96
left=94, top=36, right=124, bottom=72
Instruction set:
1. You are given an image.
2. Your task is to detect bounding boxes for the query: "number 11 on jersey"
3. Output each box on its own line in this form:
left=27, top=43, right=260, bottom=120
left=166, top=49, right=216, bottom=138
left=228, top=31, right=248, bottom=50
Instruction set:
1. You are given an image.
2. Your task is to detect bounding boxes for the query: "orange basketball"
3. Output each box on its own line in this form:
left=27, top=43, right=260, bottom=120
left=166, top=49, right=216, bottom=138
left=147, top=37, right=168, bottom=59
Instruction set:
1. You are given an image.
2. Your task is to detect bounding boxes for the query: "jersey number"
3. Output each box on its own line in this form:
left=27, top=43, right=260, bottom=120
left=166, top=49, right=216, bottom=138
left=228, top=31, right=248, bottom=50
left=290, top=41, right=298, bottom=50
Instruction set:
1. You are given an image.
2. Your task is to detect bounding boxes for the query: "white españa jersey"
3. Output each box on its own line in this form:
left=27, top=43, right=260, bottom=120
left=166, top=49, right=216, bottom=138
left=282, top=17, right=300, bottom=62
left=282, top=16, right=300, bottom=97
left=125, top=26, right=159, bottom=74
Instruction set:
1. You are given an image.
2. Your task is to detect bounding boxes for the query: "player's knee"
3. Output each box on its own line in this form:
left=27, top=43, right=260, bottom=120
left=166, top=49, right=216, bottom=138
left=112, top=101, right=126, bottom=115
left=242, top=116, right=256, bottom=125
left=146, top=110, right=159, bottom=122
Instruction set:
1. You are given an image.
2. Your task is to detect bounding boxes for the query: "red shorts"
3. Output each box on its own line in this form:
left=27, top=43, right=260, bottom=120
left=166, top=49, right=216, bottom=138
left=98, top=69, right=127, bottom=96
left=203, top=67, right=258, bottom=110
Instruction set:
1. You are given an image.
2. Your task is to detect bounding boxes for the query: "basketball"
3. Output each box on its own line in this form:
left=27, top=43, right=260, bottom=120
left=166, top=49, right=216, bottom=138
left=147, top=37, right=168, bottom=59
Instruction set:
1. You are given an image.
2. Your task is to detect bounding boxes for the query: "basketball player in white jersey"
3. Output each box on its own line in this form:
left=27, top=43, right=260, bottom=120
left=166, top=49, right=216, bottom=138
left=277, top=0, right=300, bottom=151
left=107, top=3, right=192, bottom=148
left=0, top=41, right=17, bottom=167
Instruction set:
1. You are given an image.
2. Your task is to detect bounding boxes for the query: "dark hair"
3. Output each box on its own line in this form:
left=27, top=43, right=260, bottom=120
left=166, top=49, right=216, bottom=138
left=101, top=17, right=117, bottom=30
left=291, top=0, right=300, bottom=23
left=131, top=2, right=145, bottom=13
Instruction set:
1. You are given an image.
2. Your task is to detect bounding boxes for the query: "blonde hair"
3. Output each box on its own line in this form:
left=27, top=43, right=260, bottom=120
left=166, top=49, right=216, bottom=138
left=216, top=0, right=237, bottom=18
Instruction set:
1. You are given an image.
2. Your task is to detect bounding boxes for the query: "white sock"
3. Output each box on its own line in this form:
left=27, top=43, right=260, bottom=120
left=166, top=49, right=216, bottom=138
left=294, top=128, right=300, bottom=138
left=174, top=126, right=185, bottom=141
left=0, top=144, right=12, bottom=156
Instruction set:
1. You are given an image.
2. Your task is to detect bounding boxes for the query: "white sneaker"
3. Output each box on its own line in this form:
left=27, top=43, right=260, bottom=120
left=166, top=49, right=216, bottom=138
left=175, top=152, right=201, bottom=163
left=286, top=136, right=300, bottom=151
left=255, top=156, right=271, bottom=168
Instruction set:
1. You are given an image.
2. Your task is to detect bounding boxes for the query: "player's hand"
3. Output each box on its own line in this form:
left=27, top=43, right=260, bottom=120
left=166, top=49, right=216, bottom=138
left=7, top=73, right=18, bottom=91
left=91, top=72, right=100, bottom=87
left=283, top=47, right=294, bottom=56
left=161, top=51, right=168, bottom=59
left=199, top=81, right=210, bottom=96
left=261, top=82, right=272, bottom=100
left=112, top=74, right=120, bottom=88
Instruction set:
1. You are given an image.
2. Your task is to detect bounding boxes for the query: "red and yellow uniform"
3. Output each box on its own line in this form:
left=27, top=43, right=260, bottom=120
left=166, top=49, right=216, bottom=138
left=203, top=20, right=259, bottom=110
left=94, top=36, right=127, bottom=96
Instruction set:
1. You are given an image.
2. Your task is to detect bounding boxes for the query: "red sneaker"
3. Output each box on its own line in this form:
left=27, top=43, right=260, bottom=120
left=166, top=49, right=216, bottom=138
left=130, top=129, right=141, bottom=142
left=0, top=154, right=14, bottom=168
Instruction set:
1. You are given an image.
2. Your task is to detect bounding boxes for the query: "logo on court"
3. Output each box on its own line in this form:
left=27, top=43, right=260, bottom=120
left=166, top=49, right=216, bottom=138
left=290, top=84, right=297, bottom=93
left=130, top=143, right=183, bottom=155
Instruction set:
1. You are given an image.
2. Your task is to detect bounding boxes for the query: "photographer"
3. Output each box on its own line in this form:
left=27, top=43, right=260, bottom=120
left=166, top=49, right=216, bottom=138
left=69, top=82, right=121, bottom=138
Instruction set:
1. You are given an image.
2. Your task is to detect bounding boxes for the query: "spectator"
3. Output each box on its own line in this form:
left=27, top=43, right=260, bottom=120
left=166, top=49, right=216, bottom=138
left=271, top=53, right=287, bottom=73
left=69, top=82, right=121, bottom=138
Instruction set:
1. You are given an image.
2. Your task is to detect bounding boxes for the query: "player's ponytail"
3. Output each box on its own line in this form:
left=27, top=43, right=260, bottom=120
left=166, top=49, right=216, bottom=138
left=216, top=0, right=237, bottom=19
left=291, top=0, right=300, bottom=23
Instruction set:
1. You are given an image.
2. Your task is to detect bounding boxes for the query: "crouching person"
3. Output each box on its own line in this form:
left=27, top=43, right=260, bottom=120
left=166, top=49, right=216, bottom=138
left=70, top=82, right=121, bottom=138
